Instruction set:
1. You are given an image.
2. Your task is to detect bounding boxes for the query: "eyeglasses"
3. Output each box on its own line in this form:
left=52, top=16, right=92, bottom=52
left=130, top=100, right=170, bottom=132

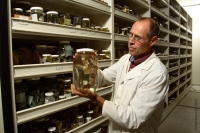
left=127, top=33, right=145, bottom=42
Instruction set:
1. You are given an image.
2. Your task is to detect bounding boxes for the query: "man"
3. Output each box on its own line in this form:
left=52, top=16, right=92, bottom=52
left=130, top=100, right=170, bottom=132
left=71, top=17, right=169, bottom=133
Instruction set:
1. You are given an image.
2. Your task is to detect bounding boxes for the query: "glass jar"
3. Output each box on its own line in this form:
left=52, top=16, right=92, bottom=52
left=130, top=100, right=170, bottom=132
left=101, top=27, right=109, bottom=32
left=24, top=77, right=45, bottom=108
left=73, top=16, right=82, bottom=28
left=121, top=28, right=128, bottom=35
left=42, top=54, right=52, bottom=63
left=87, top=110, right=94, bottom=119
left=73, top=48, right=98, bottom=92
left=114, top=23, right=119, bottom=34
left=25, top=10, right=31, bottom=16
left=12, top=8, right=24, bottom=17
left=30, top=7, right=44, bottom=22
left=99, top=54, right=106, bottom=60
left=57, top=43, right=66, bottom=62
left=94, top=26, right=101, bottom=31
left=61, top=79, right=72, bottom=98
left=60, top=14, right=71, bottom=26
left=122, top=5, right=129, bottom=13
left=14, top=79, right=27, bottom=111
left=82, top=18, right=90, bottom=28
left=47, top=11, right=59, bottom=24
left=33, top=117, right=46, bottom=133
left=48, top=127, right=57, bottom=133
left=77, top=115, right=84, bottom=126
left=59, top=41, right=73, bottom=62
left=102, top=50, right=111, bottom=59
left=59, top=95, right=66, bottom=100
left=42, top=75, right=60, bottom=100
left=57, top=119, right=67, bottom=132
left=51, top=55, right=60, bottom=63
left=45, top=92, right=55, bottom=103
left=86, top=117, right=92, bottom=123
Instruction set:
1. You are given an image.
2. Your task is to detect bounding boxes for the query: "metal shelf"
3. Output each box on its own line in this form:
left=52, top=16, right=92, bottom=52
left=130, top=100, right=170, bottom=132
left=158, top=56, right=168, bottom=61
left=169, top=43, right=179, bottom=48
left=160, top=27, right=169, bottom=34
left=16, top=85, right=113, bottom=124
left=169, top=55, right=179, bottom=59
left=180, top=45, right=187, bottom=49
left=170, top=76, right=179, bottom=84
left=155, top=41, right=169, bottom=47
left=151, top=6, right=168, bottom=20
left=168, top=86, right=179, bottom=97
left=12, top=18, right=111, bottom=41
left=114, top=8, right=138, bottom=22
left=168, top=66, right=179, bottom=72
left=114, top=34, right=128, bottom=42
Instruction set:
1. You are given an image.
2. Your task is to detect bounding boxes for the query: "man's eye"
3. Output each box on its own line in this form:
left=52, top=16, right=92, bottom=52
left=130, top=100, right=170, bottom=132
left=135, top=36, right=141, bottom=40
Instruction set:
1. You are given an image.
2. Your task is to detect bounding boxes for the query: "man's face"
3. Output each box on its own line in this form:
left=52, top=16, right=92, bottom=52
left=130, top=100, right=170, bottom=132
left=128, top=21, right=155, bottom=59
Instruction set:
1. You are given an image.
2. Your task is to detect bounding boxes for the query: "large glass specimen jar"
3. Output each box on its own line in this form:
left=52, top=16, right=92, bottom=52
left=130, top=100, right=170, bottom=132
left=73, top=48, right=98, bottom=92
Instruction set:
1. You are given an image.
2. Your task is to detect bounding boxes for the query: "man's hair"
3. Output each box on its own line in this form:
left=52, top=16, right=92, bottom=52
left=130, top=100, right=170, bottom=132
left=137, top=17, right=160, bottom=39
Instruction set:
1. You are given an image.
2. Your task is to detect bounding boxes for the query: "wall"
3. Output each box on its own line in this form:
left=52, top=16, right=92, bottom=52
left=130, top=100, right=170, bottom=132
left=182, top=5, right=200, bottom=89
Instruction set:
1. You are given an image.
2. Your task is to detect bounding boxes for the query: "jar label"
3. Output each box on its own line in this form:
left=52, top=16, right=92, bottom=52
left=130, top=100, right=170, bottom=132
left=31, top=14, right=38, bottom=21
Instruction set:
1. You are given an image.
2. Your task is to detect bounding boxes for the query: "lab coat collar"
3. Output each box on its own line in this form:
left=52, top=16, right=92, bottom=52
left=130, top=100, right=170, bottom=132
left=124, top=52, right=157, bottom=81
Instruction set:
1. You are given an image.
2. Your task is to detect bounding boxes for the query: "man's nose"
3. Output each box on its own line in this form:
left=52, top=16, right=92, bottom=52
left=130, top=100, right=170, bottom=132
left=128, top=37, right=135, bottom=43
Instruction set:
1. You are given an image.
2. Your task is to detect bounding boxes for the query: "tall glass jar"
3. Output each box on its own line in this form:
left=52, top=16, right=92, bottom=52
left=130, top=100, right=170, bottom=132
left=47, top=11, right=59, bottom=24
left=61, top=79, right=72, bottom=98
left=24, top=77, right=45, bottom=108
left=73, top=48, right=98, bottom=92
left=82, top=18, right=90, bottom=28
left=14, top=79, right=27, bottom=111
left=45, top=92, right=55, bottom=104
left=77, top=115, right=84, bottom=126
left=73, top=16, right=82, bottom=28
left=59, top=41, right=73, bottom=62
left=60, top=14, right=71, bottom=26
left=30, top=7, right=44, bottom=22
left=57, top=43, right=66, bottom=62
left=102, top=50, right=111, bottom=59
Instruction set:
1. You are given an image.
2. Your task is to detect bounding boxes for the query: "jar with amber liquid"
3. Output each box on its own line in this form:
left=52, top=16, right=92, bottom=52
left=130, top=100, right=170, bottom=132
left=73, top=48, right=98, bottom=92
left=102, top=50, right=111, bottom=59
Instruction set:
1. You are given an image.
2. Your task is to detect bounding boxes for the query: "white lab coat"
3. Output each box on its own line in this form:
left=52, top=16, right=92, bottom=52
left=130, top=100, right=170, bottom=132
left=98, top=52, right=169, bottom=133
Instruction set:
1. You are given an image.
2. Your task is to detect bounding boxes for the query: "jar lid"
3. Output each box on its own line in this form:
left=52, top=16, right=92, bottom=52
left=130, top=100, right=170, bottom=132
left=42, top=54, right=51, bottom=56
left=82, top=18, right=90, bottom=20
left=26, top=77, right=40, bottom=80
left=86, top=116, right=92, bottom=121
left=95, top=26, right=101, bottom=28
left=51, top=55, right=59, bottom=57
left=48, top=127, right=56, bottom=131
left=36, top=45, right=47, bottom=48
left=102, top=50, right=110, bottom=52
left=30, top=7, right=43, bottom=11
left=102, top=27, right=108, bottom=29
left=45, top=92, right=54, bottom=96
left=25, top=10, right=31, bottom=13
left=59, top=95, right=66, bottom=99
left=59, top=41, right=70, bottom=44
left=43, top=75, right=57, bottom=78
left=77, top=48, right=94, bottom=53
left=87, top=110, right=94, bottom=113
left=12, top=8, right=23, bottom=11
left=99, top=54, right=105, bottom=55
left=14, top=79, right=22, bottom=83
left=62, top=79, right=71, bottom=82
left=121, top=28, right=128, bottom=30
left=47, top=11, right=58, bottom=14
left=77, top=115, right=83, bottom=119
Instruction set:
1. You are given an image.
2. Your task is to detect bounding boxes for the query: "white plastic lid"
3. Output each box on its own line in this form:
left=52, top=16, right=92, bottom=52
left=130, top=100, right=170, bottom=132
left=87, top=110, right=94, bottom=113
left=86, top=117, right=92, bottom=121
left=25, top=10, right=31, bottom=13
left=12, top=8, right=23, bottom=11
left=62, top=79, right=71, bottom=82
left=102, top=27, right=108, bottom=29
left=82, top=18, right=90, bottom=20
left=102, top=50, right=110, bottom=52
left=14, top=79, right=22, bottom=83
left=36, top=45, right=46, bottom=48
left=47, top=11, right=58, bottom=15
left=43, top=75, right=57, bottom=78
left=59, top=41, right=70, bottom=44
left=59, top=95, right=66, bottom=99
left=30, top=7, right=43, bottom=11
left=26, top=77, right=40, bottom=80
left=48, top=127, right=56, bottom=131
left=42, top=54, right=51, bottom=56
left=77, top=48, right=94, bottom=53
left=95, top=26, right=101, bottom=28
left=45, top=92, right=54, bottom=96
left=51, top=55, right=59, bottom=57
left=77, top=115, right=83, bottom=119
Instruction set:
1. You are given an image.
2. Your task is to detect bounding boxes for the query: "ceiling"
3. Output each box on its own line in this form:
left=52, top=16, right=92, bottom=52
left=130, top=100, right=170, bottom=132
left=177, top=0, right=200, bottom=6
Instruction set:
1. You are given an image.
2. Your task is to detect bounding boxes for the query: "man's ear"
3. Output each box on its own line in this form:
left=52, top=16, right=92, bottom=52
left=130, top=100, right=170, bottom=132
left=150, top=36, right=158, bottom=47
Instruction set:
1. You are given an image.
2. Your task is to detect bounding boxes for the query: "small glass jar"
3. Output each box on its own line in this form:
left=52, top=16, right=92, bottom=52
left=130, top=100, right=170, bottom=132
left=82, top=18, right=90, bottom=28
left=59, top=41, right=73, bottom=62
left=47, top=11, right=59, bottom=24
left=101, top=27, right=109, bottom=32
left=25, top=10, right=31, bottom=16
left=73, top=48, right=98, bottom=92
left=122, top=5, right=129, bottom=13
left=12, top=8, right=24, bottom=17
left=48, top=127, right=57, bottom=133
left=42, top=54, right=52, bottom=63
left=77, top=115, right=84, bottom=126
left=87, top=110, right=94, bottom=119
left=59, top=95, right=66, bottom=100
left=121, top=28, right=128, bottom=35
left=86, top=117, right=92, bottom=123
left=102, top=50, right=111, bottom=59
left=60, top=13, right=71, bottom=26
left=14, top=79, right=27, bottom=111
left=57, top=43, right=66, bottom=62
left=61, top=79, right=72, bottom=98
left=30, top=7, right=44, bottom=22
left=94, top=26, right=101, bottom=31
left=45, top=92, right=55, bottom=104
left=98, top=54, right=106, bottom=60
left=51, top=55, right=60, bottom=63
left=73, top=16, right=82, bottom=28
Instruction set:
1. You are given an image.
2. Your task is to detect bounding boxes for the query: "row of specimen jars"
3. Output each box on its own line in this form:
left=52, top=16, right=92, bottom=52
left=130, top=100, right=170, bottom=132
left=11, top=4, right=109, bottom=32
left=18, top=101, right=107, bottom=133
left=13, top=42, right=111, bottom=65
left=14, top=74, right=73, bottom=111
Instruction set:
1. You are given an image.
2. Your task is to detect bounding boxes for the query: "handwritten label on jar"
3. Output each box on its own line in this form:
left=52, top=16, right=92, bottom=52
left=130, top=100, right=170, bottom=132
left=90, top=32, right=96, bottom=35
left=56, top=66, right=63, bottom=70
left=70, top=29, right=76, bottom=33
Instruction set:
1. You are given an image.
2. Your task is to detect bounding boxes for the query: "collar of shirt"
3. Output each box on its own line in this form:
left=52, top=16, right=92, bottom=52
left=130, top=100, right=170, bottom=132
left=129, top=50, right=153, bottom=71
